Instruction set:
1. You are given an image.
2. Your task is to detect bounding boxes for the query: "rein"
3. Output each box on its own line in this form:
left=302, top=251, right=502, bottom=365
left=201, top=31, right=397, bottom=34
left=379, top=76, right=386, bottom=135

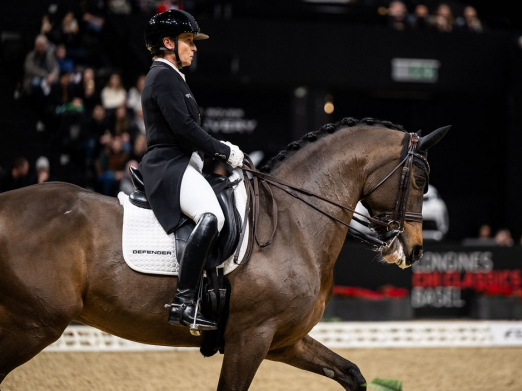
left=233, top=133, right=425, bottom=264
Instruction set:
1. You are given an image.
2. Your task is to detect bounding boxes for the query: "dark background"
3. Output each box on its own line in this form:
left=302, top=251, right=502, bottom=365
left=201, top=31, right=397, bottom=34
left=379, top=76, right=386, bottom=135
left=1, top=0, right=522, bottom=241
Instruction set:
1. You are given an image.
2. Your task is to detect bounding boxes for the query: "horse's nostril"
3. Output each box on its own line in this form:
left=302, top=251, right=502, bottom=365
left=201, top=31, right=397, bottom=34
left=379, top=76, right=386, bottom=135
left=412, top=245, right=423, bottom=261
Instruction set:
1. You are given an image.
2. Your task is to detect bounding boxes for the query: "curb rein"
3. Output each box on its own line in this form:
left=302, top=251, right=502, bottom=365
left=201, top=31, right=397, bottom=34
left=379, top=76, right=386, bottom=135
left=232, top=133, right=424, bottom=264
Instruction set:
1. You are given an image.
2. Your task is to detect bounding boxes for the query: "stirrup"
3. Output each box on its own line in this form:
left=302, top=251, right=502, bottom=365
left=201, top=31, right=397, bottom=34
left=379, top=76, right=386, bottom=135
left=189, top=277, right=205, bottom=336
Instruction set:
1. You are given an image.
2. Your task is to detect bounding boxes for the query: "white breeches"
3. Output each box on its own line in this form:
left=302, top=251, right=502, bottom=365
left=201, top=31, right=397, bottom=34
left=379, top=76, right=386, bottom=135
left=180, top=153, right=225, bottom=232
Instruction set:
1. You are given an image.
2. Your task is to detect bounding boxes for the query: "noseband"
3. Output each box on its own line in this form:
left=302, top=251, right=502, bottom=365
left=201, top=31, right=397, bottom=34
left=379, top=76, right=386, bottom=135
left=236, top=132, right=428, bottom=264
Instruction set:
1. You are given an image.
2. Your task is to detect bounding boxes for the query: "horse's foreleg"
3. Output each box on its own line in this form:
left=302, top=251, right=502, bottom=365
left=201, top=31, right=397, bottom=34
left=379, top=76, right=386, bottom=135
left=266, top=335, right=366, bottom=391
left=217, top=330, right=274, bottom=391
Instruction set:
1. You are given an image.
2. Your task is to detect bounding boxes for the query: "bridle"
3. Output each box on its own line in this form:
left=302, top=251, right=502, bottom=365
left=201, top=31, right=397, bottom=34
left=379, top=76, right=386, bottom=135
left=234, top=132, right=428, bottom=264
left=348, top=132, right=425, bottom=250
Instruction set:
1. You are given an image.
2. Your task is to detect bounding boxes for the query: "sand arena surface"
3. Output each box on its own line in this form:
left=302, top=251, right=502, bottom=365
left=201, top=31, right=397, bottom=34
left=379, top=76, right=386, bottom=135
left=2, top=348, right=522, bottom=391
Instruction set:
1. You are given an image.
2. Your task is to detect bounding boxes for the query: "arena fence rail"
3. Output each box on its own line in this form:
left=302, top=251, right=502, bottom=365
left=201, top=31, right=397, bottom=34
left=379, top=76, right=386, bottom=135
left=44, top=321, right=522, bottom=352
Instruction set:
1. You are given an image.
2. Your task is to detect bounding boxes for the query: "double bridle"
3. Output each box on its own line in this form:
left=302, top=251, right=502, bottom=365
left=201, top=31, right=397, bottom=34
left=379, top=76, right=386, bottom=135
left=348, top=132, right=424, bottom=250
left=234, top=132, right=427, bottom=264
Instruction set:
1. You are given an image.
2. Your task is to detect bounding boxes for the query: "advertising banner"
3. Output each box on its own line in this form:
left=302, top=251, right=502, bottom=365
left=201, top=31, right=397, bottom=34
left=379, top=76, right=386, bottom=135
left=489, top=322, right=522, bottom=346
left=334, top=243, right=522, bottom=319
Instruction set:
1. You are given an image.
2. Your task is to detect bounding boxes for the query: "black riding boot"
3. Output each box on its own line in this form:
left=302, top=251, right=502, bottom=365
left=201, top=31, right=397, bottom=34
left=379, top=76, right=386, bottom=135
left=168, top=213, right=218, bottom=333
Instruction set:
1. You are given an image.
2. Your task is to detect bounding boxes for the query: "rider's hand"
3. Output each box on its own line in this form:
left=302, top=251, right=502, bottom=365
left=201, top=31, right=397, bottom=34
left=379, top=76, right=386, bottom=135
left=220, top=141, right=244, bottom=168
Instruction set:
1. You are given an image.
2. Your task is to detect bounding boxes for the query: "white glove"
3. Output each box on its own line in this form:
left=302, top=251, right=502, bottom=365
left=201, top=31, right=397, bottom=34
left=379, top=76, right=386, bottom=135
left=220, top=141, right=244, bottom=168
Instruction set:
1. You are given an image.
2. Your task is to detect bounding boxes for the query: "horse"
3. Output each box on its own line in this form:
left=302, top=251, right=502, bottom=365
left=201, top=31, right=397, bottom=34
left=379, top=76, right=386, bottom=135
left=0, top=118, right=449, bottom=390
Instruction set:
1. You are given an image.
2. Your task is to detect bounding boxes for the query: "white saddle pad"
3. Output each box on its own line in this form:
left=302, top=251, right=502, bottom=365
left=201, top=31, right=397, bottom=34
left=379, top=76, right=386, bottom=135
left=117, top=170, right=249, bottom=276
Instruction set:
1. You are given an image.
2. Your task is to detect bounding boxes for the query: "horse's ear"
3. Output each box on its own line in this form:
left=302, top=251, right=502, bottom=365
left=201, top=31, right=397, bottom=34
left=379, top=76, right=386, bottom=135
left=417, top=130, right=422, bottom=137
left=418, top=125, right=451, bottom=151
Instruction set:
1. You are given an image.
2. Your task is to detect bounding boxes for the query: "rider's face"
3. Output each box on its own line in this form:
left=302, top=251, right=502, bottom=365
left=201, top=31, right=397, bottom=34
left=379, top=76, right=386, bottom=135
left=164, top=33, right=196, bottom=68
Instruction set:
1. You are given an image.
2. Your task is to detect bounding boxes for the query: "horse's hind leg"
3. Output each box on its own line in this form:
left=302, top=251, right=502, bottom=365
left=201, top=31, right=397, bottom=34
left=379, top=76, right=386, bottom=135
left=266, top=335, right=367, bottom=391
left=0, top=270, right=83, bottom=385
left=0, top=306, right=73, bottom=385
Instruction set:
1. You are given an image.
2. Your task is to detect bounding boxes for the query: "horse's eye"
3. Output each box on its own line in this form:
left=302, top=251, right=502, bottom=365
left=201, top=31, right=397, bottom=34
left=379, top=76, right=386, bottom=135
left=415, top=177, right=426, bottom=188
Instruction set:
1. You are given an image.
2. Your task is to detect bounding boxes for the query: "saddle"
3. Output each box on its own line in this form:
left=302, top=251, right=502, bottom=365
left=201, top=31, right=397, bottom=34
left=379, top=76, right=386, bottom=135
left=128, top=166, right=241, bottom=270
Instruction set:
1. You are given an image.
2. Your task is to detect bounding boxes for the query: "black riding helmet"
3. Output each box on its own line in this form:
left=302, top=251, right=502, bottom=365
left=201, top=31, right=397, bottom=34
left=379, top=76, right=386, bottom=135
left=145, top=9, right=209, bottom=70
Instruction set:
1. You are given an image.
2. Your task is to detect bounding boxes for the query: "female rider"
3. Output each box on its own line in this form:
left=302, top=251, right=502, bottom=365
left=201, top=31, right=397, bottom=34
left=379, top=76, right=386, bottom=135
left=140, top=10, right=244, bottom=332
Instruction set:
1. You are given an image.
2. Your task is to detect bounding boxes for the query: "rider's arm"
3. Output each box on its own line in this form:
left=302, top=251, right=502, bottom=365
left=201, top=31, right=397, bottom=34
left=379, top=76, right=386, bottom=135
left=153, top=70, right=230, bottom=163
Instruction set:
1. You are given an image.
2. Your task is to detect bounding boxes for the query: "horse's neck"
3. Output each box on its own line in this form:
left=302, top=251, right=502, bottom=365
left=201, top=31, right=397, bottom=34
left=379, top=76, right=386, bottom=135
left=270, top=130, right=369, bottom=271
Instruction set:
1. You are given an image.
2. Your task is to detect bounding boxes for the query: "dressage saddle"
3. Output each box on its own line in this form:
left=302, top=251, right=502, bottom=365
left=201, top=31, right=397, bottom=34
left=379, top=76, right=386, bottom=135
left=128, top=166, right=241, bottom=270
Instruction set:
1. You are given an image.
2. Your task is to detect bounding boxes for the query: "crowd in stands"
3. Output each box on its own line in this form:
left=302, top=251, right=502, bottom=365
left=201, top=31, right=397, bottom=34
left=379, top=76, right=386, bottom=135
left=0, top=0, right=220, bottom=197
left=0, top=1, right=174, bottom=196
left=18, top=27, right=148, bottom=196
left=461, top=224, right=522, bottom=247
left=0, top=0, right=498, bottom=198
left=386, top=2, right=483, bottom=33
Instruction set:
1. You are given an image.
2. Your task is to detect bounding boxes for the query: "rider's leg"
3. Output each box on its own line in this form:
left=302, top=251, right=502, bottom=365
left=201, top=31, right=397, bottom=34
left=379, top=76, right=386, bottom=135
left=168, top=163, right=224, bottom=331
left=179, top=162, right=225, bottom=232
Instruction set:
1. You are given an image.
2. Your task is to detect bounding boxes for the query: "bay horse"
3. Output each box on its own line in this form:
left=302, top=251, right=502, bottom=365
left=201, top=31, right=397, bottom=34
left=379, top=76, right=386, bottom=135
left=0, top=118, right=448, bottom=390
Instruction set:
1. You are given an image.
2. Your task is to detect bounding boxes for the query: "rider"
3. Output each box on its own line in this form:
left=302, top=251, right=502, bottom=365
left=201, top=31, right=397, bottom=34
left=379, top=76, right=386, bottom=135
left=141, top=10, right=244, bottom=332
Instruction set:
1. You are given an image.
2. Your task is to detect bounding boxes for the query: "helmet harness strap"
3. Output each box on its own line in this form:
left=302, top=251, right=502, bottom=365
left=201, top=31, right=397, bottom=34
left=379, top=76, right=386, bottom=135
left=173, top=35, right=183, bottom=71
left=160, top=35, right=184, bottom=72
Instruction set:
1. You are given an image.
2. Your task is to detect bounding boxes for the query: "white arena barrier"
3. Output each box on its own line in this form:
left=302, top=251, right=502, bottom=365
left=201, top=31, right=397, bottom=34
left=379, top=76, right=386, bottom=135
left=45, top=321, right=522, bottom=352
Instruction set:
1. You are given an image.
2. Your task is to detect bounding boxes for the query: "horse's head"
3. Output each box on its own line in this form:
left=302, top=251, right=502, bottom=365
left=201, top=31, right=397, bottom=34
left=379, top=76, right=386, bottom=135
left=361, top=126, right=450, bottom=269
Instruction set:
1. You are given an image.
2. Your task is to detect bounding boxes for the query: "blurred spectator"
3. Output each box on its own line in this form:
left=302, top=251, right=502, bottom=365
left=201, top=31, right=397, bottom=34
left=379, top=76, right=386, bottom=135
left=101, top=73, right=126, bottom=109
left=408, top=4, right=431, bottom=30
left=97, top=135, right=129, bottom=195
left=462, top=224, right=496, bottom=246
left=113, top=105, right=130, bottom=136
left=49, top=71, right=75, bottom=107
left=109, top=0, right=132, bottom=15
left=495, top=228, right=513, bottom=247
left=40, top=15, right=53, bottom=39
left=157, top=0, right=184, bottom=14
left=55, top=44, right=74, bottom=74
left=31, top=156, right=55, bottom=184
left=51, top=11, right=80, bottom=47
left=387, top=1, right=408, bottom=31
left=456, top=6, right=483, bottom=33
left=74, top=68, right=100, bottom=113
left=0, top=157, right=30, bottom=192
left=129, top=134, right=147, bottom=162
left=120, top=160, right=139, bottom=195
left=434, top=3, right=454, bottom=32
left=478, top=224, right=492, bottom=239
left=82, top=1, right=106, bottom=34
left=23, top=35, right=59, bottom=96
left=127, top=75, right=145, bottom=113
left=79, top=104, right=109, bottom=168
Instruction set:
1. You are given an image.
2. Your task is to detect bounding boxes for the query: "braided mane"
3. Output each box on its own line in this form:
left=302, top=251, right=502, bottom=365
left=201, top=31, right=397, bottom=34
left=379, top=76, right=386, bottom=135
left=260, top=117, right=406, bottom=173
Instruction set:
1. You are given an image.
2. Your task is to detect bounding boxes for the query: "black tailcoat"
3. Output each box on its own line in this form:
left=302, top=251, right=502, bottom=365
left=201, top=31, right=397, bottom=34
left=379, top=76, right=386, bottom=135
left=139, top=61, right=230, bottom=233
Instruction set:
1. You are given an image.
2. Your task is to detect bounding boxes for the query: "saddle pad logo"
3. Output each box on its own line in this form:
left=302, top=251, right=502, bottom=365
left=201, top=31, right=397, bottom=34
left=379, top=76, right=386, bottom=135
left=133, top=250, right=172, bottom=255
